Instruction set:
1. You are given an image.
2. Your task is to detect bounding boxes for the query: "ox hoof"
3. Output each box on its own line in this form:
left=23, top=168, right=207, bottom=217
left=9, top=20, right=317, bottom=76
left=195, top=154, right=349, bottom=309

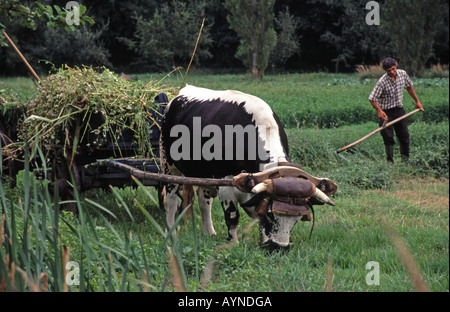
left=202, top=228, right=217, bottom=236
left=225, top=235, right=239, bottom=244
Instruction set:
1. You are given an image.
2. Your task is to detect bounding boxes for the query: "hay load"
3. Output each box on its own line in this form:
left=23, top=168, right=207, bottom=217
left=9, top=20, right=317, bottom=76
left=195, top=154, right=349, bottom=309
left=20, top=66, right=177, bottom=161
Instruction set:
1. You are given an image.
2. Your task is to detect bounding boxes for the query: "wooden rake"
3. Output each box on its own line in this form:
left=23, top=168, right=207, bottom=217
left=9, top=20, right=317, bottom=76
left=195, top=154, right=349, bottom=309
left=337, top=108, right=422, bottom=154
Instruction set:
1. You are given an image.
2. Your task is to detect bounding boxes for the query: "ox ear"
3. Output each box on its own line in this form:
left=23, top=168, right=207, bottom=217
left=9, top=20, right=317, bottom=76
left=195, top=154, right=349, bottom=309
left=240, top=192, right=266, bottom=208
left=317, top=179, right=338, bottom=196
left=232, top=171, right=257, bottom=193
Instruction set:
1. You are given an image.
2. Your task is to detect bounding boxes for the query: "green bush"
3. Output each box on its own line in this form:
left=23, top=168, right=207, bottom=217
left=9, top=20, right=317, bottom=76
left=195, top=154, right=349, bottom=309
left=408, top=122, right=449, bottom=177
left=327, top=159, right=393, bottom=195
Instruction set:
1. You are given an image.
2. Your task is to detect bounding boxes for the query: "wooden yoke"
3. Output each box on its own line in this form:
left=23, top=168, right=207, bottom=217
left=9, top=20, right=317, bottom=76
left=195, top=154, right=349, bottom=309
left=232, top=166, right=338, bottom=196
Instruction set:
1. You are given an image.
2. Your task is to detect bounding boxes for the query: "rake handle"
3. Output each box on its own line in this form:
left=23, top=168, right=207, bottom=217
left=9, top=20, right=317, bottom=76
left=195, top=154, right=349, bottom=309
left=337, top=109, right=421, bottom=153
left=2, top=32, right=40, bottom=82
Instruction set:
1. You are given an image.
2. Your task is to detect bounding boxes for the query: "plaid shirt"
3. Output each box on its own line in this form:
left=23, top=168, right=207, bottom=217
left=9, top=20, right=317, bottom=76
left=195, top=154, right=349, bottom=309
left=369, top=69, right=413, bottom=110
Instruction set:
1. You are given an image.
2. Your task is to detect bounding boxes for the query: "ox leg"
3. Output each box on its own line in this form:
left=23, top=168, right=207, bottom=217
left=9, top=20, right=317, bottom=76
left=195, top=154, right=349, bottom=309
left=196, top=187, right=217, bottom=236
left=218, top=186, right=240, bottom=242
left=164, top=183, right=180, bottom=234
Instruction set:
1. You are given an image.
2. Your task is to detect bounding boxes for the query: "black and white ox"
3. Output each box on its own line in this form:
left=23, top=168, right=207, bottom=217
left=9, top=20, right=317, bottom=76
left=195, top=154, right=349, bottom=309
left=160, top=85, right=336, bottom=249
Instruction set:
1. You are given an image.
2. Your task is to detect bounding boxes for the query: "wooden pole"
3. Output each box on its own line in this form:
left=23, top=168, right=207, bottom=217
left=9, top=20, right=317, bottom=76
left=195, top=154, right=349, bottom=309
left=2, top=31, right=41, bottom=83
left=179, top=18, right=205, bottom=92
left=337, top=108, right=421, bottom=153
left=97, top=159, right=235, bottom=187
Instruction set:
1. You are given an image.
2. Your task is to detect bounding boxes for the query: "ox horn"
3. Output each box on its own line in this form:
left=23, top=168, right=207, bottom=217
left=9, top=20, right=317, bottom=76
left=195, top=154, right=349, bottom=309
left=251, top=182, right=268, bottom=194
left=252, top=181, right=336, bottom=206
left=314, top=188, right=336, bottom=206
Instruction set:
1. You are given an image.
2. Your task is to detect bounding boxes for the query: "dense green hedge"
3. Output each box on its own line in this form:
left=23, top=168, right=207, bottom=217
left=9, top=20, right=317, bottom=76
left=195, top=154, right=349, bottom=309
left=266, top=77, right=449, bottom=128
left=150, top=73, right=449, bottom=128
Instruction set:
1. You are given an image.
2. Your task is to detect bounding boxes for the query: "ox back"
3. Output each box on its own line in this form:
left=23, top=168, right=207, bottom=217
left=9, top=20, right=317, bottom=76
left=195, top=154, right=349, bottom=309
left=160, top=85, right=290, bottom=178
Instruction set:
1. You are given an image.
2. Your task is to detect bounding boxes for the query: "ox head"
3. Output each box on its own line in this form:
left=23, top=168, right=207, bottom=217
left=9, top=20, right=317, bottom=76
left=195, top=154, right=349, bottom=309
left=235, top=166, right=337, bottom=250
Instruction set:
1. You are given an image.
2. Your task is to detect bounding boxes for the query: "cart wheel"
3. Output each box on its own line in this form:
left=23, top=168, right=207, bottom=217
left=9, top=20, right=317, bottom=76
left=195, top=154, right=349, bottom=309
left=1, top=158, right=19, bottom=188
left=1, top=142, right=21, bottom=188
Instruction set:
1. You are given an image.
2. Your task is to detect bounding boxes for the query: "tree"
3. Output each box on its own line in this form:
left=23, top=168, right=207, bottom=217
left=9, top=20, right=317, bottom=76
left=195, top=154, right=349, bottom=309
left=308, top=0, right=393, bottom=72
left=0, top=0, right=95, bottom=75
left=270, top=7, right=301, bottom=69
left=122, top=0, right=213, bottom=72
left=79, top=0, right=160, bottom=70
left=432, top=1, right=449, bottom=64
left=28, top=25, right=111, bottom=69
left=0, top=0, right=93, bottom=46
left=381, top=0, right=447, bottom=77
left=224, top=0, right=277, bottom=80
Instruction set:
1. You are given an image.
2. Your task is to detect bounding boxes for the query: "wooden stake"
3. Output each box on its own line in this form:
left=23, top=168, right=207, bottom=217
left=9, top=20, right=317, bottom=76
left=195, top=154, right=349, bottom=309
left=2, top=32, right=40, bottom=83
left=337, top=108, right=421, bottom=153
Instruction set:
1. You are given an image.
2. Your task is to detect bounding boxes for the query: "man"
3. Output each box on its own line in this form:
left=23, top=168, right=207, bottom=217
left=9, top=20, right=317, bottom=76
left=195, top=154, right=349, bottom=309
left=369, top=58, right=424, bottom=163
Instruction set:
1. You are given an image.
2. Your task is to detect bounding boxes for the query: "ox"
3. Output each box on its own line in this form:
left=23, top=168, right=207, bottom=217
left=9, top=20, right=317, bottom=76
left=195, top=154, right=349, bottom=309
left=160, top=85, right=336, bottom=249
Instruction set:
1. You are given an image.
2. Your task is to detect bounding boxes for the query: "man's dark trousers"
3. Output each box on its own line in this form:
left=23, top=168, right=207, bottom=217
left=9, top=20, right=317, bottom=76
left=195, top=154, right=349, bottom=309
left=379, top=107, right=410, bottom=163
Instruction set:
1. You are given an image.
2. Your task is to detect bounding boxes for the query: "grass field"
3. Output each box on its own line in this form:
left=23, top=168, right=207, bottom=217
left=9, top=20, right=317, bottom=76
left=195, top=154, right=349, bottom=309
left=0, top=72, right=448, bottom=292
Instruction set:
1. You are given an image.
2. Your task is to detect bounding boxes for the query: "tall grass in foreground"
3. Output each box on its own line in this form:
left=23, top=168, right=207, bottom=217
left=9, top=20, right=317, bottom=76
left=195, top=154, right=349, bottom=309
left=0, top=140, right=195, bottom=292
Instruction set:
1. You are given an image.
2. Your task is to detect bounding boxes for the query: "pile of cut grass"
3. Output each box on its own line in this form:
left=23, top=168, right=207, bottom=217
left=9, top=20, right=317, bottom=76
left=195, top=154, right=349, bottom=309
left=18, top=66, right=177, bottom=159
